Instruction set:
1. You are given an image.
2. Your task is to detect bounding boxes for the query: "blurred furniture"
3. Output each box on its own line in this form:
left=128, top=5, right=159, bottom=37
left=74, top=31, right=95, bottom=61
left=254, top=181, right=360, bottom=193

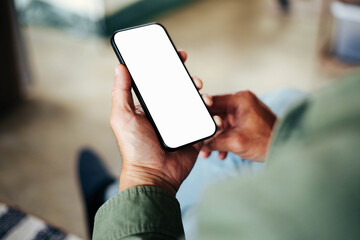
left=317, top=0, right=360, bottom=67
left=15, top=0, right=292, bottom=36
left=103, top=0, right=198, bottom=35
left=279, top=0, right=290, bottom=11
left=331, top=1, right=360, bottom=63
left=16, top=0, right=197, bottom=36
left=0, top=0, right=29, bottom=116
left=0, top=202, right=82, bottom=239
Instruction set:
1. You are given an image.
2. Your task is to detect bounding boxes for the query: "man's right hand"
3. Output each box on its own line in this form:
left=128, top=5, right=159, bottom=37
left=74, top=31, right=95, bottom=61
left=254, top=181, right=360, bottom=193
left=200, top=91, right=277, bottom=162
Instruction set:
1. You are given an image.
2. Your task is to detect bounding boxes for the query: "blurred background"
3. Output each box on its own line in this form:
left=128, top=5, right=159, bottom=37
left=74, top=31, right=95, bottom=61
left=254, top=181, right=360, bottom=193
left=1, top=0, right=360, bottom=238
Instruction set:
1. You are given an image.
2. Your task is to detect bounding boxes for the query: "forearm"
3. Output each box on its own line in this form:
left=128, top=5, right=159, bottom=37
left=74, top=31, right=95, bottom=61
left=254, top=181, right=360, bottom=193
left=93, top=186, right=184, bottom=240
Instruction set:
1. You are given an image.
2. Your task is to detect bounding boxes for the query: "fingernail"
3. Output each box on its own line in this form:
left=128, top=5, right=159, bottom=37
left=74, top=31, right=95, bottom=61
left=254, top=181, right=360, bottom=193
left=195, top=78, right=203, bottom=89
left=214, top=116, right=222, bottom=126
left=203, top=94, right=213, bottom=105
left=200, top=151, right=207, bottom=158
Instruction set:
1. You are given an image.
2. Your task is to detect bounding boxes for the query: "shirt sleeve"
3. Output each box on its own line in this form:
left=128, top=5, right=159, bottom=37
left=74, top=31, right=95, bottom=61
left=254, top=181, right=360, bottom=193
left=197, top=73, right=360, bottom=240
left=92, top=186, right=184, bottom=240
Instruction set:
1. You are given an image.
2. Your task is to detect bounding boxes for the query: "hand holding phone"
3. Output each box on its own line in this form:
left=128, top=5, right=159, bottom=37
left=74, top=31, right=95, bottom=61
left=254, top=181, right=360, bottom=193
left=110, top=23, right=220, bottom=194
left=111, top=56, right=210, bottom=195
left=111, top=23, right=216, bottom=150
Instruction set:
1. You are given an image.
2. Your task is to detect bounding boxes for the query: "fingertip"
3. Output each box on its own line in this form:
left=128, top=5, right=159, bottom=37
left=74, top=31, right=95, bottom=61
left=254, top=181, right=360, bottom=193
left=213, top=115, right=222, bottom=128
left=178, top=49, right=187, bottom=62
left=115, top=64, right=126, bottom=80
left=207, top=95, right=213, bottom=106
left=218, top=151, right=227, bottom=160
left=202, top=94, right=213, bottom=106
left=193, top=76, right=203, bottom=90
left=118, top=64, right=128, bottom=74
left=115, top=64, right=123, bottom=77
left=200, top=150, right=211, bottom=158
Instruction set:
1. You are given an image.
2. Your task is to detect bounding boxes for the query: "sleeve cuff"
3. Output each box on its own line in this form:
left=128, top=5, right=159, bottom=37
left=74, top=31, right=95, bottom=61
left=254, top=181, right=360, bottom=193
left=93, top=186, right=184, bottom=240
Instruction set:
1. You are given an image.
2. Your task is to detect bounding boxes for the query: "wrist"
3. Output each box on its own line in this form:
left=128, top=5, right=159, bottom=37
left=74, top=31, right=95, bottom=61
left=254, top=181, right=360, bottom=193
left=119, top=167, right=178, bottom=196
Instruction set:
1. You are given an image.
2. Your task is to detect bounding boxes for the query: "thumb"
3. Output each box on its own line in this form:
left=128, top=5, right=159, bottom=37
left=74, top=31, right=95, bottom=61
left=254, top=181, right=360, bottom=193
left=112, top=64, right=135, bottom=116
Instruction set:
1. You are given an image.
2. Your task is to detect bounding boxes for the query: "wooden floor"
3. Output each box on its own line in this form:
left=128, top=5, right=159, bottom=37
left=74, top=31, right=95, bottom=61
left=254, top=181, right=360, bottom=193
left=0, top=0, right=358, bottom=238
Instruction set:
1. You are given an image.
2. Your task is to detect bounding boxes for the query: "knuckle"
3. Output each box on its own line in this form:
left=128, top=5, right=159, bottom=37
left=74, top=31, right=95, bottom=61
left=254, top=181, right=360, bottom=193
left=244, top=90, right=253, bottom=96
left=237, top=90, right=254, bottom=98
left=233, top=135, right=245, bottom=149
left=235, top=90, right=256, bottom=109
left=110, top=113, right=122, bottom=128
left=109, top=116, right=117, bottom=128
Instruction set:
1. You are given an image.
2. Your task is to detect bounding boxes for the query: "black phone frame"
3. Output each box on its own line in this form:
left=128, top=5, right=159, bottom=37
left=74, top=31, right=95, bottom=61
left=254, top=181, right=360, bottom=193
left=110, top=22, right=217, bottom=151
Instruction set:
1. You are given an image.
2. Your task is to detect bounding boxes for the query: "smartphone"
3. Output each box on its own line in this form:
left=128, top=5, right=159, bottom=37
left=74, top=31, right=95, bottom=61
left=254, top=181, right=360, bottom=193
left=111, top=23, right=216, bottom=151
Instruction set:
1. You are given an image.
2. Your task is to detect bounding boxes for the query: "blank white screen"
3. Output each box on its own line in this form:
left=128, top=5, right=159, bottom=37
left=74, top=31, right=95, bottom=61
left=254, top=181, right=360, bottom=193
left=114, top=24, right=216, bottom=149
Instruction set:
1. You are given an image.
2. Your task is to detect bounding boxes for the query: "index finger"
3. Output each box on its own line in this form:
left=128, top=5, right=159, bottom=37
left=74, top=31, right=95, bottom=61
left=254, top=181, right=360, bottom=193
left=208, top=94, right=236, bottom=115
left=202, top=130, right=237, bottom=153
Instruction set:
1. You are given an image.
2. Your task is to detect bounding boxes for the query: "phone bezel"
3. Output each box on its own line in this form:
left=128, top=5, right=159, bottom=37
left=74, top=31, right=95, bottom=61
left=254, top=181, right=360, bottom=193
left=110, top=22, right=217, bottom=151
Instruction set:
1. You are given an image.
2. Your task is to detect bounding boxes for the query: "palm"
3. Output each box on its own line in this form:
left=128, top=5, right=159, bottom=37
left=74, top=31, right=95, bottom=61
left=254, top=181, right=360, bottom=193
left=118, top=108, right=201, bottom=192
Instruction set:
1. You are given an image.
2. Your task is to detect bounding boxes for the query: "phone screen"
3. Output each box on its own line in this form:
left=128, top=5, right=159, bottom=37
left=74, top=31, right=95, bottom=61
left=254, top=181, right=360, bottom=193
left=112, top=23, right=216, bottom=149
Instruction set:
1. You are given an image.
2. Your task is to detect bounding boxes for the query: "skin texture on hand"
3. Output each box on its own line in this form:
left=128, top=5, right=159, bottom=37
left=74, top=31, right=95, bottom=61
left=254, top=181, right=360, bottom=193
left=110, top=51, right=214, bottom=195
left=200, top=91, right=277, bottom=162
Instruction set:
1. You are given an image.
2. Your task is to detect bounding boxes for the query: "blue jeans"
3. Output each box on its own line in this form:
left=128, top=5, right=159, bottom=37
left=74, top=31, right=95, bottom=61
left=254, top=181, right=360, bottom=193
left=105, top=88, right=307, bottom=240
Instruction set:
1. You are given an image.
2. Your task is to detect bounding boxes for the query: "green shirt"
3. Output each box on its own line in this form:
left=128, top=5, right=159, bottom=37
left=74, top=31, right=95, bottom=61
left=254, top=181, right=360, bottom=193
left=93, top=72, right=360, bottom=240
